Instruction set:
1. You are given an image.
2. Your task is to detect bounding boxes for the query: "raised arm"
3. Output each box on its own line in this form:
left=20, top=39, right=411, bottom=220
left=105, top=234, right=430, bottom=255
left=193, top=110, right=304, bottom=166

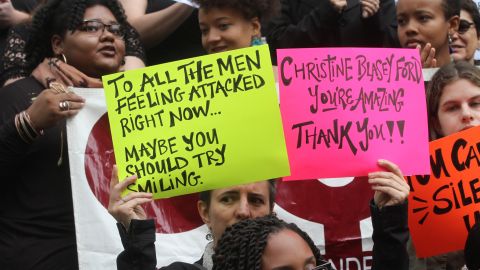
left=0, top=0, right=30, bottom=29
left=108, top=166, right=157, bottom=270
left=119, top=0, right=194, bottom=49
left=368, top=159, right=410, bottom=270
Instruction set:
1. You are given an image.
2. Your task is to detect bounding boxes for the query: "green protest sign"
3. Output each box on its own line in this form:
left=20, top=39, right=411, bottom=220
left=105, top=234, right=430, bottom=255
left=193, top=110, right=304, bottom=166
left=103, top=45, right=290, bottom=199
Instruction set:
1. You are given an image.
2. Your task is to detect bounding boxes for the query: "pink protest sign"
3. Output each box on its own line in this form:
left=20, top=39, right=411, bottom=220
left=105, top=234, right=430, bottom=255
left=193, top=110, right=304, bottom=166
left=278, top=48, right=430, bottom=180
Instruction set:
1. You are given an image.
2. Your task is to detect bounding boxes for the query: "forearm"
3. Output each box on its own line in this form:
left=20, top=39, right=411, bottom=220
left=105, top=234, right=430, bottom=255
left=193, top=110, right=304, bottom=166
left=11, top=9, right=30, bottom=25
left=128, top=3, right=193, bottom=49
left=0, top=80, right=35, bottom=166
left=370, top=200, right=409, bottom=270
left=0, top=117, right=31, bottom=167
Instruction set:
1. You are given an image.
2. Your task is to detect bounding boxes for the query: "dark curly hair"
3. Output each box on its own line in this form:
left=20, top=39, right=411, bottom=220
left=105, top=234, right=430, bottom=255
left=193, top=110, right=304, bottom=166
left=192, top=0, right=279, bottom=23
left=212, top=214, right=325, bottom=270
left=24, top=0, right=131, bottom=72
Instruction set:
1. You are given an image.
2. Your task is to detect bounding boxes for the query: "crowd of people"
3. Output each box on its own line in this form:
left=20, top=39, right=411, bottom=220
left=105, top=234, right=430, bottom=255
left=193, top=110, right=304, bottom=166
left=0, top=0, right=479, bottom=269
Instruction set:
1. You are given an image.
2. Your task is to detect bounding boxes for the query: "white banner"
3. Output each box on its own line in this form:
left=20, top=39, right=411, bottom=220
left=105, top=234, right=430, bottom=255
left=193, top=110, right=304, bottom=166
left=67, top=88, right=373, bottom=270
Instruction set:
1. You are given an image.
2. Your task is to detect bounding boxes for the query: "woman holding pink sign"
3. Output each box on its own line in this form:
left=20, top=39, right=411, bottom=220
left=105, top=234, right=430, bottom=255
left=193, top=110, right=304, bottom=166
left=108, top=0, right=411, bottom=269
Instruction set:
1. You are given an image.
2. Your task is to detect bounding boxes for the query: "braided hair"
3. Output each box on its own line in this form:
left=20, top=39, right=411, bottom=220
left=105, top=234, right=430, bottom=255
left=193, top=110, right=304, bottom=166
left=24, top=0, right=131, bottom=73
left=192, top=0, right=279, bottom=23
left=212, top=214, right=324, bottom=270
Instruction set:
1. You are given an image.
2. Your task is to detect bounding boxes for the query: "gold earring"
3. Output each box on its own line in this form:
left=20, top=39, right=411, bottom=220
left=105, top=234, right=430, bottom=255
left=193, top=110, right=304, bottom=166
left=60, top=53, right=67, bottom=64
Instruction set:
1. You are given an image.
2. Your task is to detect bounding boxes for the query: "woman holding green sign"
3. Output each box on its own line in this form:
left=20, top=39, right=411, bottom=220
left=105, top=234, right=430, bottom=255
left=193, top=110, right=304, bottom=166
left=0, top=0, right=131, bottom=268
left=109, top=1, right=411, bottom=270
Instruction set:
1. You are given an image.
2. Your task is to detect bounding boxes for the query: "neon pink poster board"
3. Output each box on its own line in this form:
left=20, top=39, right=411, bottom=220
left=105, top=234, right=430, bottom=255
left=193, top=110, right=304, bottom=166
left=278, top=48, right=430, bottom=180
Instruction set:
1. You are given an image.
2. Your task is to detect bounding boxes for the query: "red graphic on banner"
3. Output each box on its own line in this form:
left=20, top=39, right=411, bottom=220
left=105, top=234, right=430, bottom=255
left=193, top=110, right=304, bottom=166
left=84, top=114, right=375, bottom=269
left=277, top=179, right=374, bottom=265
left=84, top=114, right=203, bottom=233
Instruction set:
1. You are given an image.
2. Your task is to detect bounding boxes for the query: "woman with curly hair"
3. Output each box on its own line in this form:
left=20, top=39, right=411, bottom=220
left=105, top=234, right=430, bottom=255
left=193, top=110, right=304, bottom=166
left=0, top=0, right=130, bottom=268
left=192, top=0, right=279, bottom=54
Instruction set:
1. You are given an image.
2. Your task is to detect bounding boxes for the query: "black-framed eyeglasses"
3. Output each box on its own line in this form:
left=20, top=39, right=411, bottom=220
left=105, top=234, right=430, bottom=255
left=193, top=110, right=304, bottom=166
left=77, top=19, right=124, bottom=39
left=458, top=19, right=475, bottom=35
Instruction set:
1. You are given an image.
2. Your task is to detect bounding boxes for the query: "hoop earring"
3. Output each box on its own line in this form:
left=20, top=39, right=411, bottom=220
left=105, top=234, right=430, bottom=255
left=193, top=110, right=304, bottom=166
left=60, top=53, right=67, bottom=64
left=205, top=232, right=213, bottom=241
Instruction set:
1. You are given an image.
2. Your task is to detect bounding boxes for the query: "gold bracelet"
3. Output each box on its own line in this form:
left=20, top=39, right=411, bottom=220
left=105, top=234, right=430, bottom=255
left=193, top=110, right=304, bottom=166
left=14, top=113, right=32, bottom=143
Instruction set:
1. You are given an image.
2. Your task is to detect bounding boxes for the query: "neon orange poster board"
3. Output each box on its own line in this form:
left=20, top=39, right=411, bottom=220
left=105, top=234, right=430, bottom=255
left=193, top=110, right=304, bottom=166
left=408, top=125, right=480, bottom=257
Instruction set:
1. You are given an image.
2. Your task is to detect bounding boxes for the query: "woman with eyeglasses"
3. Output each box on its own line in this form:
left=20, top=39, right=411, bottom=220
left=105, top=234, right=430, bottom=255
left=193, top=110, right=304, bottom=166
left=0, top=0, right=131, bottom=268
left=0, top=0, right=145, bottom=87
left=450, top=0, right=480, bottom=64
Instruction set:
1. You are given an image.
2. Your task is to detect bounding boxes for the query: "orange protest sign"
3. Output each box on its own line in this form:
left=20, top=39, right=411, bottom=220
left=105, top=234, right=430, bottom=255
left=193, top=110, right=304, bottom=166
left=407, top=125, right=480, bottom=258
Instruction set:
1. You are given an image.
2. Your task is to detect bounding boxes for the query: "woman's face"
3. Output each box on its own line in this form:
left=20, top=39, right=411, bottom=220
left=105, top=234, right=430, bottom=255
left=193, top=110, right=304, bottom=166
left=198, top=7, right=260, bottom=54
left=198, top=181, right=271, bottom=245
left=451, top=10, right=480, bottom=63
left=52, top=5, right=125, bottom=78
left=437, top=78, right=480, bottom=136
left=261, top=229, right=316, bottom=270
left=396, top=0, right=450, bottom=52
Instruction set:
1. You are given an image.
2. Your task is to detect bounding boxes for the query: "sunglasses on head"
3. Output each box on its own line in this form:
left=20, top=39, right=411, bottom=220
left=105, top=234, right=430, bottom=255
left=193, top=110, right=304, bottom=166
left=458, top=19, right=475, bottom=34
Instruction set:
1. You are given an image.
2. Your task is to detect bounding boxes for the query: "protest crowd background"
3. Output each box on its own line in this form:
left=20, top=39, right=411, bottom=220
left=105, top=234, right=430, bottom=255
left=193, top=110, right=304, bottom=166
left=0, top=0, right=480, bottom=270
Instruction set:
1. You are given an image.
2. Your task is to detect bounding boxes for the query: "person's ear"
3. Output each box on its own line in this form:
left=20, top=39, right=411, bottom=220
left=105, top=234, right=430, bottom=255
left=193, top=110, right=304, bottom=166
left=51, top=34, right=64, bottom=56
left=197, top=200, right=211, bottom=226
left=250, top=17, right=261, bottom=37
left=448, top=15, right=460, bottom=35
